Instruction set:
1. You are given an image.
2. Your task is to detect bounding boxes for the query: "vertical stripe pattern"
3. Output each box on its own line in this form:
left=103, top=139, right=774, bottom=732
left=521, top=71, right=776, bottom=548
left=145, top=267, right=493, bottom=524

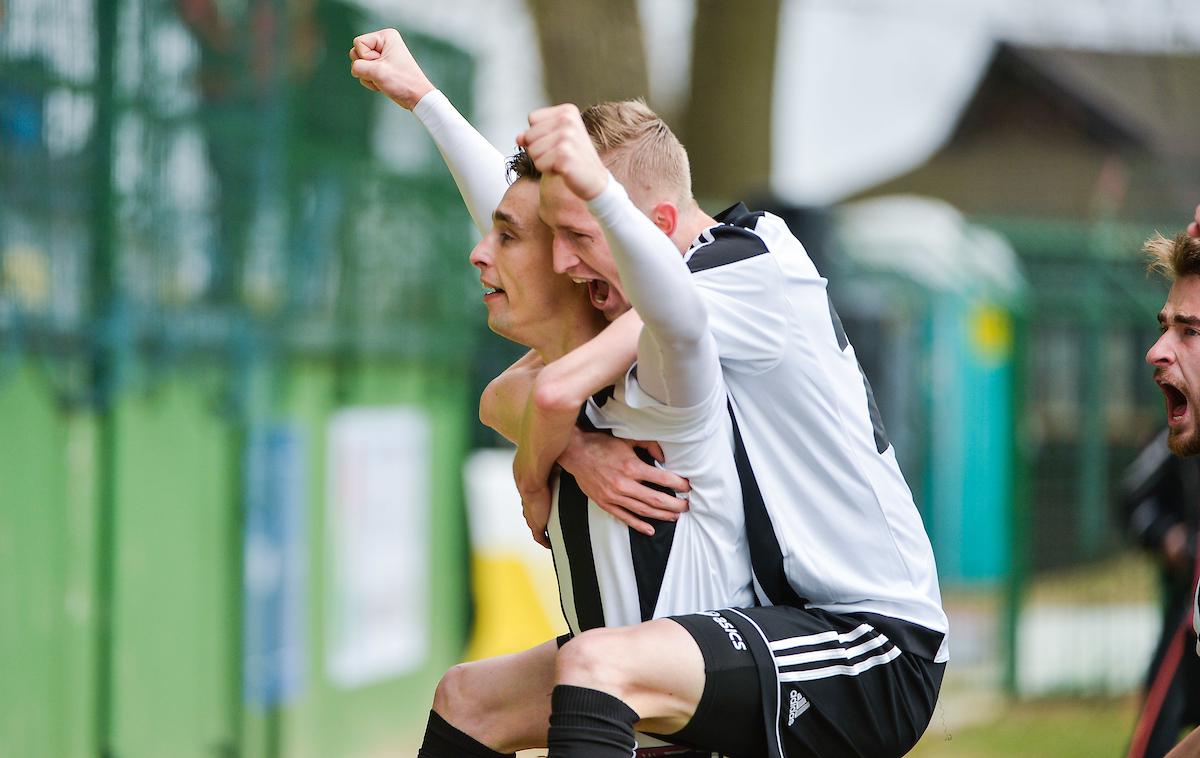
left=626, top=449, right=679, bottom=621
left=727, top=402, right=806, bottom=608
left=557, top=472, right=606, bottom=632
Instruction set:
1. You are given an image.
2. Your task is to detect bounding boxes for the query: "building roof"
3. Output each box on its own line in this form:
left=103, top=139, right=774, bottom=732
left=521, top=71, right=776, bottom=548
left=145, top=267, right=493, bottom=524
left=858, top=42, right=1200, bottom=223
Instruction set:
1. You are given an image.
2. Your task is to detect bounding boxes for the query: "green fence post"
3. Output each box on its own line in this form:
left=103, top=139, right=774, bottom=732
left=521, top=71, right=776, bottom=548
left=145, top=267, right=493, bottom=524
left=90, top=0, right=119, bottom=754
left=1004, top=310, right=1030, bottom=695
left=1078, top=263, right=1108, bottom=559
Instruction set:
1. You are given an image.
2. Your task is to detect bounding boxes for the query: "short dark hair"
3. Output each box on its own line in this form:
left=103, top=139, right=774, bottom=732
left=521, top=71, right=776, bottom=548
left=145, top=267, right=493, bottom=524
left=507, top=149, right=541, bottom=183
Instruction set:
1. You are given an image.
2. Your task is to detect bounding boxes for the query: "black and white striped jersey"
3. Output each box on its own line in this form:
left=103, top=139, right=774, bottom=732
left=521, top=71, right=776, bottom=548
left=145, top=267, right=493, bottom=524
left=546, top=262, right=759, bottom=633
left=687, top=204, right=949, bottom=662
left=545, top=177, right=762, bottom=636
left=546, top=372, right=757, bottom=633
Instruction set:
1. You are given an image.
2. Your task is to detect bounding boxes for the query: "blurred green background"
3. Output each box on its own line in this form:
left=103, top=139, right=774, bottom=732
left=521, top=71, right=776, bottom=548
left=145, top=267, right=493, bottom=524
left=3, top=1, right=1200, bottom=756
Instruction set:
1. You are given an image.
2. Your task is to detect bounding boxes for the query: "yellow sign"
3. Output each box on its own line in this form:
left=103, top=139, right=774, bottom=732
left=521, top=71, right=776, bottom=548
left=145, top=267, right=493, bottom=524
left=970, top=304, right=1013, bottom=365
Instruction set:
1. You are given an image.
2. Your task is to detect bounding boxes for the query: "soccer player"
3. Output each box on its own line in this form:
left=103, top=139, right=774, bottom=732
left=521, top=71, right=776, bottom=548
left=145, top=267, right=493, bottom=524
left=1142, top=207, right=1200, bottom=758
left=352, top=28, right=948, bottom=757
left=351, top=29, right=756, bottom=757
left=512, top=102, right=946, bottom=758
left=347, top=27, right=691, bottom=539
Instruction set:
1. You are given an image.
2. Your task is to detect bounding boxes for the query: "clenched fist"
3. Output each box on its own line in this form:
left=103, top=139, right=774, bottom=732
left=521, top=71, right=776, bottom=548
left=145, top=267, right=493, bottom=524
left=348, top=28, right=434, bottom=111
left=517, top=104, right=609, bottom=201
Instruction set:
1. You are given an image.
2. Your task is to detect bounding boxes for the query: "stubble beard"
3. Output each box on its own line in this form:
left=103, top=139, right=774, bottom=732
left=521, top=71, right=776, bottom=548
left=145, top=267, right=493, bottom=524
left=1168, top=408, right=1200, bottom=457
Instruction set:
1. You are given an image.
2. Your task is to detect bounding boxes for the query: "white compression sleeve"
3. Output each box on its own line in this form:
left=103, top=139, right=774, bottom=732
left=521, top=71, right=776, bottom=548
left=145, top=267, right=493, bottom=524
left=586, top=176, right=720, bottom=407
left=412, top=89, right=511, bottom=236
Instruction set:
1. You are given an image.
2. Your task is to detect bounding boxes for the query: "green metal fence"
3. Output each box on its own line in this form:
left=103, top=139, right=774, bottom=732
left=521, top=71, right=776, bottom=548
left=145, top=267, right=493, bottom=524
left=831, top=200, right=1176, bottom=699
left=992, top=216, right=1171, bottom=697
left=1, top=2, right=483, bottom=756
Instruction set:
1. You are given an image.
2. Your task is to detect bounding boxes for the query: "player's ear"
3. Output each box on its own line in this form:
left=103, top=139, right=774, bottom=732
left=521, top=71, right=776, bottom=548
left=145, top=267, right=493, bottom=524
left=650, top=202, right=678, bottom=237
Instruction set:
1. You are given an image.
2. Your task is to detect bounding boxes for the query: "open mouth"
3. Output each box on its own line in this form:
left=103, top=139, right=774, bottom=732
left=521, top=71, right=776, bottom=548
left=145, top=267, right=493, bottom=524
left=482, top=285, right=505, bottom=299
left=587, top=280, right=610, bottom=310
left=1160, top=380, right=1190, bottom=424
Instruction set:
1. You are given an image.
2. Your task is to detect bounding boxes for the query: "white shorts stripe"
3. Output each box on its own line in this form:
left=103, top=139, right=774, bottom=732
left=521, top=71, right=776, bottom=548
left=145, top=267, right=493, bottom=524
left=774, top=633, right=892, bottom=668
left=768, top=622, right=874, bottom=652
left=777, top=646, right=903, bottom=683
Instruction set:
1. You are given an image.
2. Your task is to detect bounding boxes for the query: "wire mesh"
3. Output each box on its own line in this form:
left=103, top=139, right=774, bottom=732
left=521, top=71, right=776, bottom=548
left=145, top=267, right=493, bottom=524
left=0, top=0, right=482, bottom=407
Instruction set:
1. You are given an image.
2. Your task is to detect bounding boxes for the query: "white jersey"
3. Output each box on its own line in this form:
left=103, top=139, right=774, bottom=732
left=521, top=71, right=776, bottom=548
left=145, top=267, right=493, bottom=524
left=547, top=179, right=757, bottom=635
left=547, top=368, right=757, bottom=634
left=687, top=204, right=949, bottom=662
left=412, top=89, right=946, bottom=661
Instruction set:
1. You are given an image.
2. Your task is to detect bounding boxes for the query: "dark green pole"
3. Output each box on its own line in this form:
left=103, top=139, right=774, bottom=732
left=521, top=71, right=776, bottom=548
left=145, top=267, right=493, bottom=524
left=1003, top=309, right=1030, bottom=695
left=1078, top=263, right=1108, bottom=558
left=225, top=340, right=249, bottom=758
left=91, top=0, right=119, bottom=755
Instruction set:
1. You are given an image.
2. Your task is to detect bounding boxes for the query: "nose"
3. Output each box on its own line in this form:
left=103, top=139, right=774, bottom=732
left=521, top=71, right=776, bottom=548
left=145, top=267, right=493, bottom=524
left=469, top=232, right=493, bottom=271
left=551, top=234, right=579, bottom=275
left=1147, top=332, right=1174, bottom=367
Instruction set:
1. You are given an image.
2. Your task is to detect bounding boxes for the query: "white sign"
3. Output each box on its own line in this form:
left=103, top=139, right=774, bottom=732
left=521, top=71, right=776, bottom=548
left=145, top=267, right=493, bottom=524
left=326, top=407, right=431, bottom=687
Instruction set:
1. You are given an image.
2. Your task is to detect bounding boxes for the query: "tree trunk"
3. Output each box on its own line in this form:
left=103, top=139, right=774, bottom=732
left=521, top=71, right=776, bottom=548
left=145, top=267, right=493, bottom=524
left=681, top=0, right=781, bottom=205
left=525, top=0, right=649, bottom=107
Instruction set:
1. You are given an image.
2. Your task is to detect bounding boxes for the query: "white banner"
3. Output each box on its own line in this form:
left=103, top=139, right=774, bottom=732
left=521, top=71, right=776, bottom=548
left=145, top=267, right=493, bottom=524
left=326, top=407, right=431, bottom=688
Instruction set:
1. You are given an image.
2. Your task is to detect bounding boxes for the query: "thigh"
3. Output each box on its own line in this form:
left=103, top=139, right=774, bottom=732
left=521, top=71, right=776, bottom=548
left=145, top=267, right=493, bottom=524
left=557, top=619, right=707, bottom=736
left=439, top=639, right=559, bottom=751
left=655, top=611, right=767, bottom=758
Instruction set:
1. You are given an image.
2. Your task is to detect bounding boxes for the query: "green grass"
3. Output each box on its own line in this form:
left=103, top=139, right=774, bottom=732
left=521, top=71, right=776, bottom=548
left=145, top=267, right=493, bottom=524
left=1026, top=552, right=1159, bottom=605
left=909, top=697, right=1139, bottom=757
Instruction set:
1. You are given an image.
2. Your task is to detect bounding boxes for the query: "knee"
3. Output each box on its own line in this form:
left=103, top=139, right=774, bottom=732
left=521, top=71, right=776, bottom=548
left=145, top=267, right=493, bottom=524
left=431, top=663, right=475, bottom=722
left=556, top=628, right=628, bottom=693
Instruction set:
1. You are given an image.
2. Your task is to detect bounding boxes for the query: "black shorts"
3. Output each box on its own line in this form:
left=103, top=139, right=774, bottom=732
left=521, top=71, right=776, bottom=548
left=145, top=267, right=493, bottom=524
left=658, top=606, right=946, bottom=758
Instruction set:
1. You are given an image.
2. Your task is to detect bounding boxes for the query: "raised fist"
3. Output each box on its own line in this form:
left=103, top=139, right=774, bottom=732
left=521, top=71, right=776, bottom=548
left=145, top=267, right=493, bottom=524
left=348, top=28, right=434, bottom=111
left=517, top=104, right=609, bottom=201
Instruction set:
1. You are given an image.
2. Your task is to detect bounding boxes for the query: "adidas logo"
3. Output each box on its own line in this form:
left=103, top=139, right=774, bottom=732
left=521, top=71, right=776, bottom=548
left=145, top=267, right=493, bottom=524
left=787, top=689, right=810, bottom=726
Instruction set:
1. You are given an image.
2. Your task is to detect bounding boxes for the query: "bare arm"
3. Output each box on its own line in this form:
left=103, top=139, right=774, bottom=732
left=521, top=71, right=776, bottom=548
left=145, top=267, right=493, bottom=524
left=512, top=312, right=642, bottom=544
left=515, top=310, right=641, bottom=481
left=480, top=331, right=691, bottom=537
left=480, top=349, right=542, bottom=443
left=350, top=28, right=509, bottom=235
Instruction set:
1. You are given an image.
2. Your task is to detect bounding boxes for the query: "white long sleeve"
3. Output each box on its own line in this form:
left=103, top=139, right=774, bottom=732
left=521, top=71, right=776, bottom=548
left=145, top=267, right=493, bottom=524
left=412, top=89, right=511, bottom=236
left=587, top=176, right=720, bottom=407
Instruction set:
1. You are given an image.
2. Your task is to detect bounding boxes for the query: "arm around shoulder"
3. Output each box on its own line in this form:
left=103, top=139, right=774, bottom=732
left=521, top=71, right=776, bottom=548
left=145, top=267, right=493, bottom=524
left=480, top=350, right=543, bottom=443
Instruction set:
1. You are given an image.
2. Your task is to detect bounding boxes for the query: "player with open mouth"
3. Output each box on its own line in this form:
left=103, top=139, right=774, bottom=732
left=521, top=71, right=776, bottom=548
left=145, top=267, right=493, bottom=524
left=1150, top=275, right=1200, bottom=458
left=1130, top=214, right=1200, bottom=758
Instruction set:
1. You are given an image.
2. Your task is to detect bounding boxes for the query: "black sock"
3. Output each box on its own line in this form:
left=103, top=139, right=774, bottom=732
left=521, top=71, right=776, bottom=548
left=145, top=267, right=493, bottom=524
left=547, top=684, right=640, bottom=757
left=417, top=710, right=515, bottom=758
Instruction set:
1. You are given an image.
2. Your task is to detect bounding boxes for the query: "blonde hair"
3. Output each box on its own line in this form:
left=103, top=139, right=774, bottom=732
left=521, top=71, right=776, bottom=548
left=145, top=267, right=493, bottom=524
left=1146, top=232, right=1200, bottom=280
left=580, top=100, right=692, bottom=206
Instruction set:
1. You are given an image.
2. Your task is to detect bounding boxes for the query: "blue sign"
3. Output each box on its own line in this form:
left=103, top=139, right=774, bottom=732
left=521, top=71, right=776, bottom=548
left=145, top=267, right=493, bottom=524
left=0, top=83, right=43, bottom=150
left=243, top=425, right=307, bottom=706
